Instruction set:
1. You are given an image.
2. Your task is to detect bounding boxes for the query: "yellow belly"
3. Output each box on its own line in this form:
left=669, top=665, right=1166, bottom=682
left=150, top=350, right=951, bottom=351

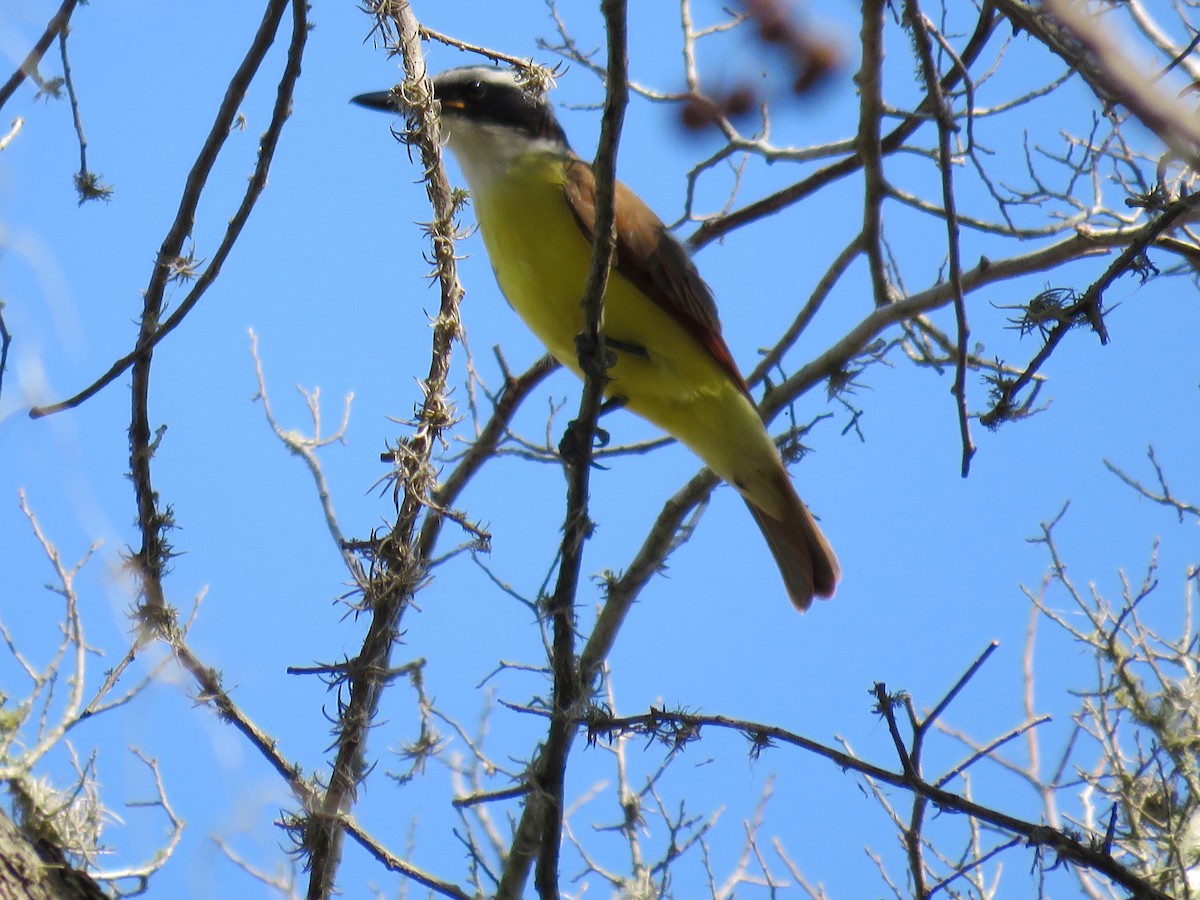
left=471, top=153, right=786, bottom=517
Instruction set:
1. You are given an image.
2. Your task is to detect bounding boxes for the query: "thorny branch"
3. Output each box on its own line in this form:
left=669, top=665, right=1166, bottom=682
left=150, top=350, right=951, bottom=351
left=122, top=0, right=305, bottom=628
left=301, top=2, right=466, bottom=896
left=584, top=667, right=1172, bottom=899
left=980, top=190, right=1200, bottom=428
left=21, top=0, right=323, bottom=893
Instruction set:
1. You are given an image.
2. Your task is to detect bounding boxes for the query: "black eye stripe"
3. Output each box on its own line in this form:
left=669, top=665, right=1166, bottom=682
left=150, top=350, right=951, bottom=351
left=434, top=73, right=570, bottom=148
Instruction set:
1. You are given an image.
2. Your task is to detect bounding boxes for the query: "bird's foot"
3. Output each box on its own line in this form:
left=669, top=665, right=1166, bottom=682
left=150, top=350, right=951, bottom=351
left=558, top=418, right=611, bottom=468
left=574, top=332, right=617, bottom=381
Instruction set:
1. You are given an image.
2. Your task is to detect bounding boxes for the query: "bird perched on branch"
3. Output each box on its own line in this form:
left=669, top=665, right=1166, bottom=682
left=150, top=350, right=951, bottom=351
left=354, top=66, right=839, bottom=610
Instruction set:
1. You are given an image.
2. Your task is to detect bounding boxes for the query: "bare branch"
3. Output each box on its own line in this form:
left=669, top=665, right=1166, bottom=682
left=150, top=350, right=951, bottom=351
left=30, top=0, right=308, bottom=418
left=0, top=0, right=81, bottom=112
left=585, top=705, right=1174, bottom=898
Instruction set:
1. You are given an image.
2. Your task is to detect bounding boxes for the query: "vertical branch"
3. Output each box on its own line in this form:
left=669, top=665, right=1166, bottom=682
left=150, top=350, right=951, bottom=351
left=496, top=5, right=629, bottom=899
left=678, top=0, right=701, bottom=91
left=906, top=781, right=930, bottom=895
left=58, top=27, right=111, bottom=204
left=537, top=2, right=630, bottom=896
left=899, top=689, right=930, bottom=896
left=91, top=3, right=315, bottom=884
left=127, top=0, right=298, bottom=624
left=303, top=2, right=465, bottom=897
left=857, top=0, right=891, bottom=307
left=905, top=0, right=975, bottom=476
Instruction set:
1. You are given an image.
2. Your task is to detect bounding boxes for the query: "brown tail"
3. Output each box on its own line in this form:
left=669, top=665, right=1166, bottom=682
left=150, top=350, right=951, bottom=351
left=744, top=468, right=839, bottom=611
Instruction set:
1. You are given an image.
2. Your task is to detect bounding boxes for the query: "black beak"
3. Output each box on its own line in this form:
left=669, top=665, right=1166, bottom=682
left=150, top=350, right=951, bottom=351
left=351, top=90, right=401, bottom=113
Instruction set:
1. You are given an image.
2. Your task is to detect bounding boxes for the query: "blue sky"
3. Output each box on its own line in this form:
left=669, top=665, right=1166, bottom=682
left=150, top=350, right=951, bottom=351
left=2, top=1, right=1198, bottom=897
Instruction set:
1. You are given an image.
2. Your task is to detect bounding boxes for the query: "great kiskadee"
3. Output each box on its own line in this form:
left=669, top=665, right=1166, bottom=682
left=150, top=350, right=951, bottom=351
left=353, top=66, right=839, bottom=610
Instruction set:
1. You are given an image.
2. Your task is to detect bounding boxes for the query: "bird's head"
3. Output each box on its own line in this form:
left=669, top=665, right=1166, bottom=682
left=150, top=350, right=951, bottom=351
left=353, top=66, right=571, bottom=177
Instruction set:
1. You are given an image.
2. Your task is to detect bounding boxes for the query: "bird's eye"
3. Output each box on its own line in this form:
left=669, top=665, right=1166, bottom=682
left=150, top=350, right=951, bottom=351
left=466, top=80, right=486, bottom=101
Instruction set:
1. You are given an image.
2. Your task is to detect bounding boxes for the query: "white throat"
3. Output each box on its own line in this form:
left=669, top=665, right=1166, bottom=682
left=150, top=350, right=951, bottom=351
left=439, top=115, right=564, bottom=193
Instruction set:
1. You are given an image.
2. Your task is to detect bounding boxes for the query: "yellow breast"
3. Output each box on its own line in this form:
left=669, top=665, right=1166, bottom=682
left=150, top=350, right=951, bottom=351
left=468, top=152, right=787, bottom=517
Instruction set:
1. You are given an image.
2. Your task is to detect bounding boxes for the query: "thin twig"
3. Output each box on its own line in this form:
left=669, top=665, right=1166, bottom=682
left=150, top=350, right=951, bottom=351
left=423, top=354, right=558, bottom=552
left=1037, top=0, right=1200, bottom=162
left=58, top=27, right=110, bottom=204
left=31, top=0, right=307, bottom=417
left=904, top=0, right=975, bottom=475
left=0, top=0, right=80, bottom=112
left=921, top=641, right=1000, bottom=736
left=687, top=6, right=999, bottom=249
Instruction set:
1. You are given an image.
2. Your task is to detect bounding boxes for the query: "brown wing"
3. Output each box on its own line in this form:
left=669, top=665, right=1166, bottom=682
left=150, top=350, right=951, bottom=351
left=562, top=157, right=750, bottom=394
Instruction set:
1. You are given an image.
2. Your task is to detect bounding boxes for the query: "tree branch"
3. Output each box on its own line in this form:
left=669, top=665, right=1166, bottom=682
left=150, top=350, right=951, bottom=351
left=303, top=1, right=465, bottom=896
left=586, top=704, right=1174, bottom=898
left=31, top=0, right=305, bottom=417
left=0, top=0, right=80, bottom=112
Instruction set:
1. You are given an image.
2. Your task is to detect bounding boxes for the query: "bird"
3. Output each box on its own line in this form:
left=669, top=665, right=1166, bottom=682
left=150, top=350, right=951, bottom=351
left=353, top=66, right=839, bottom=610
